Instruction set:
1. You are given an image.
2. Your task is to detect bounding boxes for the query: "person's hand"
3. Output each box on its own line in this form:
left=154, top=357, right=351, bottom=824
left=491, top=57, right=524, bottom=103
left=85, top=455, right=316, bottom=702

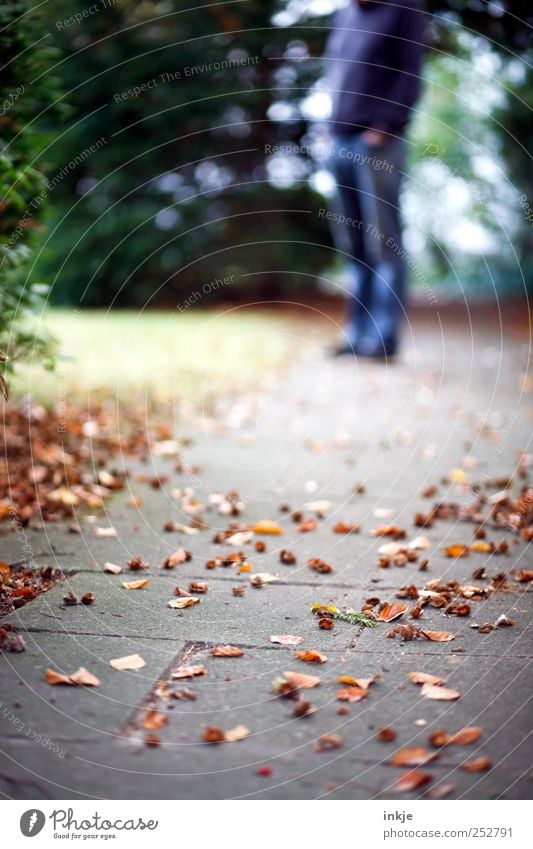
left=360, top=129, right=389, bottom=148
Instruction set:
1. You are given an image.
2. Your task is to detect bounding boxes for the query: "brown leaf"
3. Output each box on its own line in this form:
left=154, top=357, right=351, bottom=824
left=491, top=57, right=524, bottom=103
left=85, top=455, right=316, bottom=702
left=283, top=670, right=320, bottom=689
left=393, top=770, right=432, bottom=792
left=121, top=579, right=150, bottom=590
left=461, top=756, right=492, bottom=773
left=408, top=671, right=446, bottom=686
left=143, top=709, right=167, bottom=730
left=45, top=668, right=72, bottom=685
left=162, top=548, right=191, bottom=568
left=469, top=541, right=492, bottom=553
left=202, top=726, right=225, bottom=744
left=428, top=729, right=451, bottom=747
left=103, top=562, right=122, bottom=574
left=421, top=630, right=456, bottom=642
left=333, top=521, right=360, bottom=534
left=391, top=747, right=436, bottom=767
left=337, top=675, right=377, bottom=690
left=307, top=557, right=333, bottom=574
left=515, top=569, right=533, bottom=583
left=420, top=683, right=460, bottom=701
left=449, top=727, right=482, bottom=746
left=270, top=635, right=303, bottom=646
left=426, top=783, right=455, bottom=799
left=252, top=520, right=284, bottom=534
left=377, top=727, right=397, bottom=742
left=294, top=649, right=327, bottom=663
left=70, top=667, right=101, bottom=687
left=172, top=665, right=207, bottom=679
left=378, top=602, right=408, bottom=622
left=209, top=645, right=244, bottom=657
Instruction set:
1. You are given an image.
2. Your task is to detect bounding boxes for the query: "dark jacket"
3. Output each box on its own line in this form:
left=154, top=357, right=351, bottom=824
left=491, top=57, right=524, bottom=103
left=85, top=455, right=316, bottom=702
left=325, top=0, right=425, bottom=137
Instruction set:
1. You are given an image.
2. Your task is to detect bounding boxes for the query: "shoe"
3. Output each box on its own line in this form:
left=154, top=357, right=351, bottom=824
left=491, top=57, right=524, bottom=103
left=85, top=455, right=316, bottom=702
left=329, top=342, right=358, bottom=357
left=353, top=337, right=397, bottom=359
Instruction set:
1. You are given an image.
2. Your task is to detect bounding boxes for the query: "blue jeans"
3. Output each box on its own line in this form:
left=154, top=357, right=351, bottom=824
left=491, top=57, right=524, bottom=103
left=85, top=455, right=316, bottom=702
left=329, top=134, right=406, bottom=353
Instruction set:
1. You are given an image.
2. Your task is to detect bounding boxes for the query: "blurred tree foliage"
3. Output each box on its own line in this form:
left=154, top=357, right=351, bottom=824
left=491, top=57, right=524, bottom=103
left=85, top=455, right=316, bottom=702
left=35, top=0, right=532, bottom=306
left=38, top=0, right=331, bottom=306
left=0, top=1, right=60, bottom=393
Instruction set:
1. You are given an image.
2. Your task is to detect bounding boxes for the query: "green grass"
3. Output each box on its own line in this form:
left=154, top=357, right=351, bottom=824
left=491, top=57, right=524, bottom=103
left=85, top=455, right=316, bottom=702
left=10, top=308, right=304, bottom=407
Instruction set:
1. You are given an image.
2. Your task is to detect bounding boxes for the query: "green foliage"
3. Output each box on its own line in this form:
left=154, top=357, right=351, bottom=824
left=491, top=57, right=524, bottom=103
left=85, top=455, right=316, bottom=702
left=0, top=1, right=61, bottom=388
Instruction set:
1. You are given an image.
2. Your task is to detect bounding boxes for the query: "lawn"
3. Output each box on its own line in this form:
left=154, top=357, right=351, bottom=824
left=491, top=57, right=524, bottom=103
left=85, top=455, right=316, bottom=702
left=10, top=307, right=310, bottom=408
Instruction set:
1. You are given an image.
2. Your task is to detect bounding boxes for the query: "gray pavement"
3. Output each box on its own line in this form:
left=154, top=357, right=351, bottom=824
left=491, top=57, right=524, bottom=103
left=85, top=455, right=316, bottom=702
left=0, top=308, right=531, bottom=799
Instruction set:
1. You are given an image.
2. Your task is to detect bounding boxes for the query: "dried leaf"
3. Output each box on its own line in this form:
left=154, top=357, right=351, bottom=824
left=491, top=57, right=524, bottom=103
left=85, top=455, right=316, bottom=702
left=143, top=709, right=167, bottom=730
left=270, top=635, right=303, bottom=646
left=337, top=675, right=377, bottom=690
left=421, top=630, right=456, bottom=642
left=305, top=500, right=331, bottom=515
left=391, top=747, right=436, bottom=767
left=121, top=579, right=150, bottom=590
left=226, top=530, right=254, bottom=545
left=337, top=686, right=368, bottom=703
left=378, top=602, right=407, bottom=622
left=294, top=649, right=327, bottom=663
left=469, top=541, right=492, bottom=553
left=408, top=671, right=446, bottom=686
left=315, top=733, right=343, bottom=752
left=393, top=770, right=432, bottom=792
left=103, top=562, right=122, bottom=574
left=449, top=727, right=482, bottom=746
left=444, top=545, right=469, bottom=558
left=251, top=572, right=279, bottom=584
left=45, top=669, right=72, bottom=685
left=202, top=726, right=225, bottom=743
left=93, top=527, right=117, bottom=538
left=109, top=654, right=146, bottom=671
left=461, top=757, right=492, bottom=772
left=377, top=727, right=397, bottom=742
left=70, top=667, right=101, bottom=687
left=426, top=783, right=455, bottom=799
left=162, top=548, right=191, bottom=568
left=420, top=683, right=460, bottom=701
left=252, top=520, right=284, bottom=534
left=283, top=670, right=320, bottom=689
left=332, top=521, right=360, bottom=534
left=224, top=724, right=250, bottom=742
left=172, top=665, right=206, bottom=679
left=209, top=645, right=244, bottom=657
left=408, top=535, right=431, bottom=550
left=168, top=596, right=200, bottom=609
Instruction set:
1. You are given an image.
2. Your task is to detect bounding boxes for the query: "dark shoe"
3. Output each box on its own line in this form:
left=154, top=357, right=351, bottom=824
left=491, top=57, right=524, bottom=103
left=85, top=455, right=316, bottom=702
left=329, top=342, right=358, bottom=358
left=353, top=337, right=397, bottom=359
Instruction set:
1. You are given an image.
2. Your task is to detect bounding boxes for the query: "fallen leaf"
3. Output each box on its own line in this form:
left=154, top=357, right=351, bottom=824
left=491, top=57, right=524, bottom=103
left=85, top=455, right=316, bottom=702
left=103, top=562, right=122, bottom=574
left=420, top=683, right=460, bottom=701
left=253, top=520, right=284, bottom=534
left=469, top=541, right=492, bottom=553
left=337, top=675, right=377, bottom=690
left=294, top=649, right=327, bottom=663
left=461, top=757, right=492, bottom=773
left=421, top=630, right=456, bottom=642
left=162, top=548, right=191, bottom=568
left=449, top=727, right=482, bottom=746
left=449, top=468, right=468, bottom=484
left=315, top=733, right=343, bottom=751
left=45, top=669, right=72, bottom=685
left=168, top=596, right=200, bottom=608
left=121, top=579, right=150, bottom=590
left=391, top=747, right=436, bottom=767
left=224, top=724, right=250, bottom=742
left=270, top=635, right=303, bottom=646
left=93, top=527, right=117, bottom=538
left=251, top=572, right=279, bottom=584
left=226, top=530, right=254, bottom=545
left=298, top=518, right=318, bottom=532
left=444, top=545, right=469, bottom=558
left=143, top=709, right=167, bottom=730
left=408, top=535, right=431, bottom=550
left=426, top=783, right=455, bottom=799
left=393, top=770, right=433, bottom=792
left=408, top=671, right=446, bottom=686
left=515, top=569, right=533, bottom=582
left=69, top=667, right=101, bottom=687
left=209, top=645, right=244, bottom=657
left=283, top=670, right=320, bottom=689
left=202, top=726, right=225, bottom=743
left=305, top=500, right=331, bottom=515
left=378, top=602, right=407, bottom=622
left=337, top=686, right=368, bottom=703
left=377, top=727, right=397, bottom=742
left=109, top=654, right=146, bottom=671
left=172, top=665, right=206, bottom=679
left=333, top=521, right=360, bottom=534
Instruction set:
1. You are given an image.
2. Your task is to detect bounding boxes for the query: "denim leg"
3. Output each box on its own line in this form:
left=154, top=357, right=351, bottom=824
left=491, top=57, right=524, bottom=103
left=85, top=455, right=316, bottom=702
left=329, top=143, right=372, bottom=343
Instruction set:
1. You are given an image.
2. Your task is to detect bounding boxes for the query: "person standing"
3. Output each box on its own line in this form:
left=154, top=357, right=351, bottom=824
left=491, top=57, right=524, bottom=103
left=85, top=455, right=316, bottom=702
left=325, top=0, right=426, bottom=357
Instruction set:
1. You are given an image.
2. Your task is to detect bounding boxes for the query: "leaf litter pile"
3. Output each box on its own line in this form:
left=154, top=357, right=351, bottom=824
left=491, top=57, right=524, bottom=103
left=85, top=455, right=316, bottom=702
left=1, top=392, right=532, bottom=798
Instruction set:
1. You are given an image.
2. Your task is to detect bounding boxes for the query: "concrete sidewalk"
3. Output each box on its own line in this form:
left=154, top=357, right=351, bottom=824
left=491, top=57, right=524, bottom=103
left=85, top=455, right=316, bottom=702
left=0, top=310, right=531, bottom=799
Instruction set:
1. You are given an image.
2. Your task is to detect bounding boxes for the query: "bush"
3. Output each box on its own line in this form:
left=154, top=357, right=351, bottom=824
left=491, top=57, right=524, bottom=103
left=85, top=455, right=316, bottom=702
left=0, top=1, right=61, bottom=395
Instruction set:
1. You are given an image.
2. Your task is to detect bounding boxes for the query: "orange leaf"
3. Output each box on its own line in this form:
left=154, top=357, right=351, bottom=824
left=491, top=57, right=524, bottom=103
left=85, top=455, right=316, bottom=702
left=337, top=686, right=368, bottom=703
left=421, top=630, right=456, bottom=642
left=461, top=756, right=492, bottom=773
left=420, top=683, right=460, bottom=701
left=294, top=650, right=327, bottom=663
left=172, top=665, right=207, bottom=679
left=337, top=675, right=376, bottom=690
left=469, top=541, right=492, bottom=553
left=143, top=709, right=167, bottom=730
left=252, top=520, right=284, bottom=535
left=121, top=579, right=150, bottom=590
left=209, top=645, right=244, bottom=657
left=391, top=747, right=436, bottom=767
left=449, top=727, right=482, bottom=746
left=393, top=770, right=432, bottom=792
left=444, top=545, right=469, bottom=558
left=270, top=635, right=303, bottom=646
left=378, top=602, right=407, bottom=622
left=283, top=670, right=320, bottom=689
left=69, top=667, right=101, bottom=687
left=45, top=669, right=72, bottom=685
